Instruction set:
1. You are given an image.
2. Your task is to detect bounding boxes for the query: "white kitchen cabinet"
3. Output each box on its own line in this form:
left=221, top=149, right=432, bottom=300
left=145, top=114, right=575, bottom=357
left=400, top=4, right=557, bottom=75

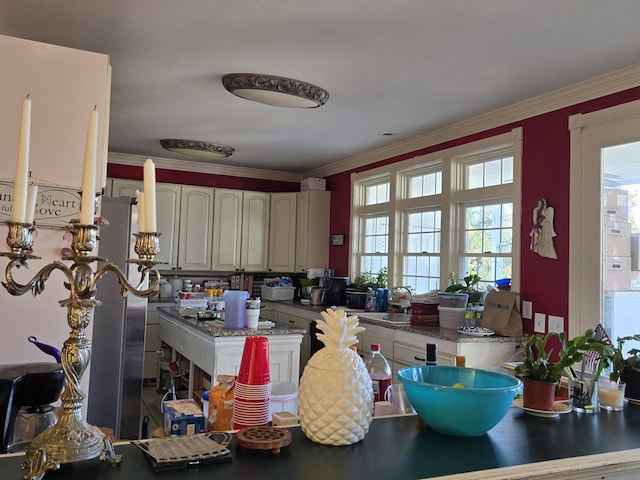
left=358, top=322, right=395, bottom=362
left=276, top=311, right=311, bottom=373
left=268, top=192, right=297, bottom=272
left=110, top=179, right=181, bottom=270
left=393, top=330, right=521, bottom=381
left=177, top=186, right=215, bottom=270
left=212, top=189, right=270, bottom=272
left=159, top=311, right=302, bottom=399
left=240, top=191, right=270, bottom=271
left=211, top=189, right=242, bottom=271
left=213, top=335, right=300, bottom=384
left=295, top=190, right=330, bottom=272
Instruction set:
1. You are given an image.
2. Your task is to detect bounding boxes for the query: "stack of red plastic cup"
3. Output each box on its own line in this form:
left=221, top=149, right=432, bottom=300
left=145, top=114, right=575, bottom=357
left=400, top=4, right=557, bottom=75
left=232, top=336, right=271, bottom=430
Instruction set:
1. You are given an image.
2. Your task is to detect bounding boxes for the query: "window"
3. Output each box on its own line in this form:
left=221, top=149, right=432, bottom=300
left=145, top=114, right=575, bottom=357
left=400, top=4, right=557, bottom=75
left=403, top=208, right=441, bottom=292
left=459, top=201, right=513, bottom=291
left=351, top=130, right=522, bottom=294
left=360, top=214, right=389, bottom=274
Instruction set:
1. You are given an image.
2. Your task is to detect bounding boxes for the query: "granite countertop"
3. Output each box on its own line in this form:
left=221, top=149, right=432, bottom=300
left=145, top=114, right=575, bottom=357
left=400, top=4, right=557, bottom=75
left=267, top=300, right=525, bottom=344
left=157, top=306, right=305, bottom=338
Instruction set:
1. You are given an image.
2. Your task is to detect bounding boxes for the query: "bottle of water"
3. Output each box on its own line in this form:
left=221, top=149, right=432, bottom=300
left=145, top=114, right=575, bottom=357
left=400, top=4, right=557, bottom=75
left=364, top=344, right=392, bottom=403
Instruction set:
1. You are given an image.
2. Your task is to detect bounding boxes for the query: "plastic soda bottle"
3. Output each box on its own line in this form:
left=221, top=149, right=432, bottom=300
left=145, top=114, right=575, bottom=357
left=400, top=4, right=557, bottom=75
left=365, top=343, right=392, bottom=403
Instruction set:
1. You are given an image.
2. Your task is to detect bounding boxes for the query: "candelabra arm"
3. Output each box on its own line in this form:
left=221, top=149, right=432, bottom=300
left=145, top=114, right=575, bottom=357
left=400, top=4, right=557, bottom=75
left=2, top=259, right=72, bottom=297
left=94, top=263, right=161, bottom=298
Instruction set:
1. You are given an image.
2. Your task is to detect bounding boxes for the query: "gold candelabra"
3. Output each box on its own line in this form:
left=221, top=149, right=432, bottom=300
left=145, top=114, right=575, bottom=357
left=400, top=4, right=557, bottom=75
left=1, top=221, right=163, bottom=480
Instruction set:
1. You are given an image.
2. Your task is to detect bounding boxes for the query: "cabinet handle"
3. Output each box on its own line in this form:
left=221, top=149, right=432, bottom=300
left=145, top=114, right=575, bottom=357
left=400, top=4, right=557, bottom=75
left=414, top=356, right=426, bottom=362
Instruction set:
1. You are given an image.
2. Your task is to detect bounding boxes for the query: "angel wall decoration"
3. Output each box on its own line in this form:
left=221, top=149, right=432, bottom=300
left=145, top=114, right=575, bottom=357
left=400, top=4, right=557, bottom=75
left=530, top=197, right=557, bottom=259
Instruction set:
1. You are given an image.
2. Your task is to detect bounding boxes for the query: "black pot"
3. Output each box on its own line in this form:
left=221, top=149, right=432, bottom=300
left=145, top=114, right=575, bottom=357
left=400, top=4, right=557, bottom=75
left=620, top=366, right=640, bottom=399
left=346, top=290, right=367, bottom=309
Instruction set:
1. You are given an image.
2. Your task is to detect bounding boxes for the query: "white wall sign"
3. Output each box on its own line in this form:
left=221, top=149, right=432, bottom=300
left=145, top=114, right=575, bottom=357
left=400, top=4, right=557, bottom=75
left=0, top=181, right=80, bottom=227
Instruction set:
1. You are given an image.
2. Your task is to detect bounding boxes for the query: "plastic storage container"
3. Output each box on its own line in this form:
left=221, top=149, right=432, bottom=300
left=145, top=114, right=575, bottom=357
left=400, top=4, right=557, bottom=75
left=270, top=381, right=298, bottom=417
left=437, top=292, right=469, bottom=307
left=260, top=285, right=295, bottom=301
left=437, top=305, right=466, bottom=329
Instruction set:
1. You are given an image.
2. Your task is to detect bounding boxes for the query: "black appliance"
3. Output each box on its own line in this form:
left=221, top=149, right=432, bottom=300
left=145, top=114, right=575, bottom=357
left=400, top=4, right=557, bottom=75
left=346, top=289, right=368, bottom=309
left=326, top=276, right=350, bottom=306
left=0, top=362, right=65, bottom=453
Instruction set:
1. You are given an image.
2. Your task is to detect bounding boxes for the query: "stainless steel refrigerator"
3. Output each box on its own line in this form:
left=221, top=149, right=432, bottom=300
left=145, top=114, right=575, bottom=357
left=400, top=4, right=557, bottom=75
left=87, top=196, right=147, bottom=439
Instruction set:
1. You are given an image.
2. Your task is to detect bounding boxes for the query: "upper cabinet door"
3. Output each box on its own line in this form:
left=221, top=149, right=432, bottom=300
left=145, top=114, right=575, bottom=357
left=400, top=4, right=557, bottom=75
left=110, top=179, right=181, bottom=270
left=152, top=183, right=182, bottom=270
left=212, top=189, right=243, bottom=271
left=178, top=186, right=215, bottom=271
left=296, top=190, right=330, bottom=272
left=110, top=179, right=142, bottom=199
left=241, top=191, right=270, bottom=272
left=268, top=192, right=297, bottom=272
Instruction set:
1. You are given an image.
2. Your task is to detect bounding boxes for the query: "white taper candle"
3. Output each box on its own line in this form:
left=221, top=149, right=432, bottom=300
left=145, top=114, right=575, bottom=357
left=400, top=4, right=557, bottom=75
left=12, top=95, right=31, bottom=223
left=26, top=184, right=38, bottom=224
left=136, top=190, right=146, bottom=233
left=143, top=159, right=157, bottom=232
left=80, top=108, right=99, bottom=224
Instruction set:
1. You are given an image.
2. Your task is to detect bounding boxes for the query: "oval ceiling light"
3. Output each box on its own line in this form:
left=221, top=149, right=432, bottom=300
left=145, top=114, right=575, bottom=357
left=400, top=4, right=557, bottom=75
left=222, top=73, right=329, bottom=108
left=160, top=139, right=234, bottom=159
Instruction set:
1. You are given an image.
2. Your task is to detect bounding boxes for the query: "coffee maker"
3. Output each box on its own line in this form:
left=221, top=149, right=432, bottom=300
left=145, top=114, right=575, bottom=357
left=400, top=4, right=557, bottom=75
left=0, top=362, right=65, bottom=453
left=326, top=276, right=350, bottom=306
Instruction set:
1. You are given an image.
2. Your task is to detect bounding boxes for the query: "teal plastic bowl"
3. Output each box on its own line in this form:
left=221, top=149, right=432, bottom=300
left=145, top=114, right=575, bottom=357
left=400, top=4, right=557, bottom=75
left=397, top=365, right=522, bottom=436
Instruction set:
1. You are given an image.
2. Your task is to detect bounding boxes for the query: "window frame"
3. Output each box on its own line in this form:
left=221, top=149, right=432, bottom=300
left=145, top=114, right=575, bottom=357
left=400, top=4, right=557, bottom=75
left=350, top=129, right=522, bottom=293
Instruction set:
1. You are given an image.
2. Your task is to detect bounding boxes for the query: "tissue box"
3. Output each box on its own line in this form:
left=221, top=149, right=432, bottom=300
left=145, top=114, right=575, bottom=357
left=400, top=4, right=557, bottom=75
left=163, top=399, right=205, bottom=436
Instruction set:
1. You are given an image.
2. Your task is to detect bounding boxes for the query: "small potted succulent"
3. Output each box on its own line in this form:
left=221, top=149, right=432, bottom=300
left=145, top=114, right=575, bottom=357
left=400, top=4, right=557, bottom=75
left=515, top=330, right=614, bottom=411
left=604, top=334, right=640, bottom=401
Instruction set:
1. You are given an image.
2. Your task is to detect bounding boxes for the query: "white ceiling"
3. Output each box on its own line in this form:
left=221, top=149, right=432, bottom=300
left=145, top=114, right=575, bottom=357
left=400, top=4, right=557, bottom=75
left=3, top=1, right=640, bottom=175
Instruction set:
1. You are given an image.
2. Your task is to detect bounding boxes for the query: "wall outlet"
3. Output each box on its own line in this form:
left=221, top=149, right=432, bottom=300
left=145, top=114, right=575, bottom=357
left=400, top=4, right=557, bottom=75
left=548, top=315, right=565, bottom=334
left=522, top=301, right=533, bottom=320
left=534, top=313, right=546, bottom=333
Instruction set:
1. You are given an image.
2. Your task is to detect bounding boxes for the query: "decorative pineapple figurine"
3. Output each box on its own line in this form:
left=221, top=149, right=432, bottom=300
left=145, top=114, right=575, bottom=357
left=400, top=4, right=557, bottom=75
left=298, top=308, right=373, bottom=445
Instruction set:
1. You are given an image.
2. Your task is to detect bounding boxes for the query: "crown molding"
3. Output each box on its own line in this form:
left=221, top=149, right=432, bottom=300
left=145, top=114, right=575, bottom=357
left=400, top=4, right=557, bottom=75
left=307, top=63, right=640, bottom=178
left=107, top=152, right=303, bottom=183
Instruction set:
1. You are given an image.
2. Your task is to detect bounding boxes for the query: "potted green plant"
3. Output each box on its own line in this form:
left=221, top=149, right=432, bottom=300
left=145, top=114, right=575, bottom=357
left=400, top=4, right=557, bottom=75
left=604, top=334, right=640, bottom=400
left=445, top=272, right=483, bottom=304
left=515, top=330, right=614, bottom=410
left=350, top=267, right=388, bottom=291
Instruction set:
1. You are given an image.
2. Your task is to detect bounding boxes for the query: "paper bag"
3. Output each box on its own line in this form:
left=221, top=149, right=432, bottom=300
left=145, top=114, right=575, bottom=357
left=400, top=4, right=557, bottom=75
left=207, top=375, right=235, bottom=431
left=481, top=290, right=523, bottom=336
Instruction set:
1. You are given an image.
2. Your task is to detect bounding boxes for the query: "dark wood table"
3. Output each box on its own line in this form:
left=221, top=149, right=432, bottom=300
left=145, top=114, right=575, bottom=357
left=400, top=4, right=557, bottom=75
left=3, top=403, right=640, bottom=479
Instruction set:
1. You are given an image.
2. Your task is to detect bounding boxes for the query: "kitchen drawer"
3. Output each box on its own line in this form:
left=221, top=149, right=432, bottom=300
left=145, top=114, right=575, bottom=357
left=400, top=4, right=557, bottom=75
left=360, top=323, right=394, bottom=359
left=393, top=341, right=426, bottom=365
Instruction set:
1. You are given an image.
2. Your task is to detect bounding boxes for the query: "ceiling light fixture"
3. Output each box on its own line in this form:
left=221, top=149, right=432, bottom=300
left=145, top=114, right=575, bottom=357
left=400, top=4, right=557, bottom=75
left=222, top=73, right=329, bottom=108
left=160, top=139, right=234, bottom=159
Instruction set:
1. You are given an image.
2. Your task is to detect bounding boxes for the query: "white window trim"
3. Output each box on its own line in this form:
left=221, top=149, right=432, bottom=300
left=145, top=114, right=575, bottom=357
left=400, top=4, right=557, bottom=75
left=350, top=128, right=522, bottom=290
left=569, top=99, right=640, bottom=336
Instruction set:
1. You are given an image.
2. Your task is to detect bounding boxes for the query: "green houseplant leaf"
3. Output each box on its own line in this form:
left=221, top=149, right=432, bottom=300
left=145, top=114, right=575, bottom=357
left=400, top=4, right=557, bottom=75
left=515, top=330, right=615, bottom=384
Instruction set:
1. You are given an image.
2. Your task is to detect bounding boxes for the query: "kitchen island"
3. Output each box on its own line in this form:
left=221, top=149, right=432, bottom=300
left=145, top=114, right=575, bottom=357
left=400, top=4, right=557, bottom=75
left=3, top=405, right=640, bottom=479
left=157, top=307, right=304, bottom=399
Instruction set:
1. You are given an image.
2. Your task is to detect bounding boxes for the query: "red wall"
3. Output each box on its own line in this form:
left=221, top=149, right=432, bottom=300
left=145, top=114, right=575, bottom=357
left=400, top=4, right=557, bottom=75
left=327, top=86, right=640, bottom=335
